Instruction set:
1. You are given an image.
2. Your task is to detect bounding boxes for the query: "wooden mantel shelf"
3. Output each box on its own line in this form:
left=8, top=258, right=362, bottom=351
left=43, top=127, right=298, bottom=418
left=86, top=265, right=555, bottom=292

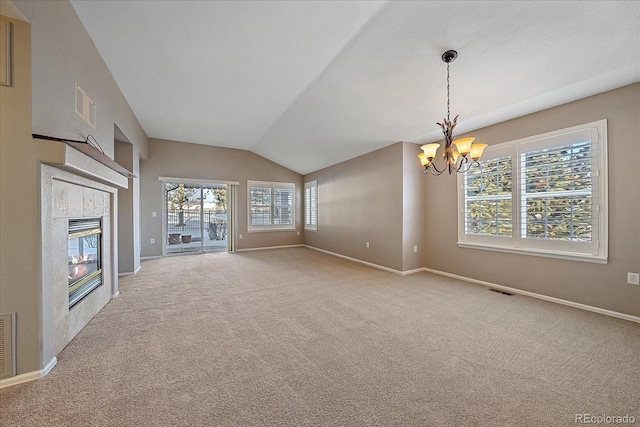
left=33, top=134, right=133, bottom=189
left=33, top=134, right=136, bottom=177
left=58, top=140, right=136, bottom=178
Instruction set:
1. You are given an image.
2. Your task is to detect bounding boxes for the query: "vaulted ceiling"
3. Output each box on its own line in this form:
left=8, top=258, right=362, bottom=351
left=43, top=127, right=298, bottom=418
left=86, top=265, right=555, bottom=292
left=70, top=1, right=640, bottom=175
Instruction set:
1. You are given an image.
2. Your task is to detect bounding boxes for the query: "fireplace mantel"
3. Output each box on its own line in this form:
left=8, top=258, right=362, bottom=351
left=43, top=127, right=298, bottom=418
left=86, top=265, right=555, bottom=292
left=36, top=137, right=130, bottom=189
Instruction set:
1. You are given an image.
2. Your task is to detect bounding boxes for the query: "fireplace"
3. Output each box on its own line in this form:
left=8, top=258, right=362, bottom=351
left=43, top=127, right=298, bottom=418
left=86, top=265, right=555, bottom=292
left=68, top=218, right=102, bottom=308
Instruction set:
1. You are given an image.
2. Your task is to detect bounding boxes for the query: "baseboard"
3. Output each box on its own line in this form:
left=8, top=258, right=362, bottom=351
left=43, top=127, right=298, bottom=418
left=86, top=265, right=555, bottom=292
left=236, top=244, right=304, bottom=252
left=118, top=265, right=142, bottom=277
left=304, top=245, right=422, bottom=275
left=423, top=267, right=640, bottom=324
left=300, top=246, right=639, bottom=323
left=140, top=256, right=162, bottom=260
left=111, top=291, right=120, bottom=299
left=0, top=357, right=57, bottom=388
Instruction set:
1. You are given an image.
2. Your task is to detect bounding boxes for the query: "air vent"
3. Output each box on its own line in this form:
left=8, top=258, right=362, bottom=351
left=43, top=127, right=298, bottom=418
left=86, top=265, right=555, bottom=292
left=489, top=289, right=514, bottom=296
left=69, top=217, right=102, bottom=233
left=75, top=83, right=96, bottom=129
left=0, top=313, right=16, bottom=380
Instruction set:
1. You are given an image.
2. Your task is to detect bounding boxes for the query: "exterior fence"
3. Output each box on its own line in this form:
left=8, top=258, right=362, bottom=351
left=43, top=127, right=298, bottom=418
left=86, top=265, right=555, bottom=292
left=167, top=208, right=227, bottom=241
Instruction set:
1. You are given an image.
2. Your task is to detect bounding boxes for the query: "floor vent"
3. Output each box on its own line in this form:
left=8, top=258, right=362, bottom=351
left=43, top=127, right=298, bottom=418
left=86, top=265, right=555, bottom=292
left=0, top=313, right=16, bottom=380
left=489, top=289, right=514, bottom=296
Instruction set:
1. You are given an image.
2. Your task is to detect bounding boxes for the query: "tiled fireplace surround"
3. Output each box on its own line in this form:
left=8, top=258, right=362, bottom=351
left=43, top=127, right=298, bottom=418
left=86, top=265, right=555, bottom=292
left=40, top=146, right=125, bottom=361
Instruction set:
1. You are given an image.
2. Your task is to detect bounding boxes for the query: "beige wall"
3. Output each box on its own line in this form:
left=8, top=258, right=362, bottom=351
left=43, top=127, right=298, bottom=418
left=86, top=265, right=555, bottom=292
left=14, top=0, right=148, bottom=160
left=303, top=143, right=405, bottom=271
left=0, top=15, right=40, bottom=375
left=1, top=0, right=149, bottom=377
left=115, top=139, right=141, bottom=274
left=402, top=142, right=426, bottom=271
left=1, top=0, right=637, bottom=384
left=424, top=83, right=640, bottom=317
left=140, top=138, right=304, bottom=257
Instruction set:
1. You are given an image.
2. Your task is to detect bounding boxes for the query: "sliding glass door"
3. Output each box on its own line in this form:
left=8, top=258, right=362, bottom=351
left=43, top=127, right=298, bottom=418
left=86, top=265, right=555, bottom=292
left=165, top=182, right=229, bottom=255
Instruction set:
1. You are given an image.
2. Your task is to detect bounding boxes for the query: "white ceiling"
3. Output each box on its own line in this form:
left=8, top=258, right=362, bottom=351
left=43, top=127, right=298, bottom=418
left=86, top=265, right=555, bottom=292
left=70, top=1, right=640, bottom=175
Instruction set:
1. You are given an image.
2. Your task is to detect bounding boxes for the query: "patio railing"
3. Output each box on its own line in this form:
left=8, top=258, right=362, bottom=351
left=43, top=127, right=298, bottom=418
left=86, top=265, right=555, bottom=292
left=167, top=209, right=227, bottom=241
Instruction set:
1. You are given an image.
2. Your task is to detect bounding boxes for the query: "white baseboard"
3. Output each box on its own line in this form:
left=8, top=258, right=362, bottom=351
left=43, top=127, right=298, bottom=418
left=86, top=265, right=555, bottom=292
left=301, top=245, right=639, bottom=323
left=304, top=245, right=420, bottom=275
left=236, top=244, right=304, bottom=252
left=423, top=267, right=640, bottom=324
left=111, top=291, right=120, bottom=299
left=118, top=265, right=142, bottom=277
left=0, top=357, right=57, bottom=388
left=140, top=256, right=162, bottom=260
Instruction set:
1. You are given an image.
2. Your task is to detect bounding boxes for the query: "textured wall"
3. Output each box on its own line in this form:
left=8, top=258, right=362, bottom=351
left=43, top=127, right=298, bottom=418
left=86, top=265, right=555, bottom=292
left=48, top=176, right=113, bottom=355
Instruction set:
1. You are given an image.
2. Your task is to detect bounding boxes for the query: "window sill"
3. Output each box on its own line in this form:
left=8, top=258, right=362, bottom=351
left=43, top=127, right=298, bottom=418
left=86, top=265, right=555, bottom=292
left=248, top=227, right=296, bottom=233
left=457, top=241, right=608, bottom=264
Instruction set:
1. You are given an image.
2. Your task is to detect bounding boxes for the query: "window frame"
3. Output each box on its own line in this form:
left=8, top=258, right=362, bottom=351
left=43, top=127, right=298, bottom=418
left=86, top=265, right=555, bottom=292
left=247, top=180, right=296, bottom=232
left=304, top=180, right=318, bottom=231
left=457, top=120, right=608, bottom=264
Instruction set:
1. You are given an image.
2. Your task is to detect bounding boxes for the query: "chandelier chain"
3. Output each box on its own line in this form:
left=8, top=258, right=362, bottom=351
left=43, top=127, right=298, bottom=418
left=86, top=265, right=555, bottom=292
left=446, top=61, right=450, bottom=122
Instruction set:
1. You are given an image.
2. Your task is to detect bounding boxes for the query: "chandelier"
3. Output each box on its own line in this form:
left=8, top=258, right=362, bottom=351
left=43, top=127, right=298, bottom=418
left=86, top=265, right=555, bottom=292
left=418, top=50, right=487, bottom=175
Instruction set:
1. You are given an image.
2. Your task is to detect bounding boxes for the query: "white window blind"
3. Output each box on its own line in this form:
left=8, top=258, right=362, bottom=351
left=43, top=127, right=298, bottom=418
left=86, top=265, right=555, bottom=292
left=464, top=156, right=512, bottom=237
left=520, top=141, right=592, bottom=242
left=458, top=120, right=607, bottom=263
left=248, top=181, right=295, bottom=231
left=305, top=181, right=317, bottom=231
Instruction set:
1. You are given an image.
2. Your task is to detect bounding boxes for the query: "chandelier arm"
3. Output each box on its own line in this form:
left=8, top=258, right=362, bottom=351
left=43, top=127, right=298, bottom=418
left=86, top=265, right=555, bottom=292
left=457, top=159, right=481, bottom=174
left=426, top=162, right=446, bottom=176
left=454, top=156, right=469, bottom=173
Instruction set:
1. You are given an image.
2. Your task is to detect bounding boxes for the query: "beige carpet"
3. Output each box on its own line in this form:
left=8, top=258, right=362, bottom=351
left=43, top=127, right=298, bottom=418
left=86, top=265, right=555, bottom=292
left=1, top=247, right=639, bottom=426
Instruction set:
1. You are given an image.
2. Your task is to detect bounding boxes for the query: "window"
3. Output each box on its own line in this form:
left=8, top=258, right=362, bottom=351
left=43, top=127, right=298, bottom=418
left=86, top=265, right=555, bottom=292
left=248, top=181, right=295, bottom=231
left=305, top=181, right=317, bottom=231
left=458, top=120, right=607, bottom=263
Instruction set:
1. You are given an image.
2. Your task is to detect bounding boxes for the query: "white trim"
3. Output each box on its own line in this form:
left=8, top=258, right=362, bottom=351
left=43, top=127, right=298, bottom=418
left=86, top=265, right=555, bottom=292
left=247, top=180, right=296, bottom=232
left=158, top=176, right=239, bottom=186
left=304, top=180, right=318, bottom=231
left=117, top=265, right=142, bottom=277
left=304, top=245, right=422, bottom=276
left=236, top=244, right=304, bottom=252
left=458, top=119, right=608, bottom=263
left=402, top=267, right=426, bottom=275
left=111, top=291, right=120, bottom=299
left=140, top=255, right=162, bottom=260
left=0, top=357, right=57, bottom=388
left=302, top=246, right=637, bottom=322
left=456, top=242, right=608, bottom=264
left=422, top=267, right=640, bottom=324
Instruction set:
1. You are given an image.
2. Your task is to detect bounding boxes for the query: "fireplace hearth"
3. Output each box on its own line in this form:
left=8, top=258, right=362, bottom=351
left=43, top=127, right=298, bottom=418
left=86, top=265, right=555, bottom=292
left=68, top=218, right=102, bottom=308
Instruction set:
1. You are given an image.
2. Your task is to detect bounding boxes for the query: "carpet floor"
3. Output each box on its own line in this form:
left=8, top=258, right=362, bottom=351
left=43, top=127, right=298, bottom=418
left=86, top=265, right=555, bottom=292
left=1, top=247, right=639, bottom=426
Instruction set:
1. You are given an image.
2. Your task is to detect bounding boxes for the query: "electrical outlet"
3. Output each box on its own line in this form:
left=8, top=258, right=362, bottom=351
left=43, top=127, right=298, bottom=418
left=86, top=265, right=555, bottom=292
left=239, top=234, right=243, bottom=239
left=297, top=231, right=300, bottom=236
left=366, top=242, right=369, bottom=248
left=150, top=238, right=155, bottom=244
left=414, top=245, right=418, bottom=253
left=152, top=211, right=157, bottom=217
left=628, top=272, right=640, bottom=285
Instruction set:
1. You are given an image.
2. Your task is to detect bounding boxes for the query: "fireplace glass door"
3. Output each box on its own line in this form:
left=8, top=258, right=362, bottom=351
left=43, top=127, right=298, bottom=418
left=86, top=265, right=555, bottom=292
left=68, top=218, right=102, bottom=307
